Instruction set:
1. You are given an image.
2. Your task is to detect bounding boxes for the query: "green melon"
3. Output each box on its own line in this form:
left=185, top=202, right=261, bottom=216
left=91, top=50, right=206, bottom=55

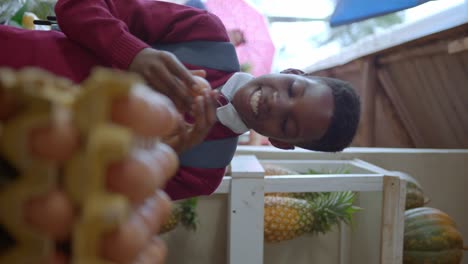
left=405, top=181, right=426, bottom=210
left=404, top=207, right=465, bottom=264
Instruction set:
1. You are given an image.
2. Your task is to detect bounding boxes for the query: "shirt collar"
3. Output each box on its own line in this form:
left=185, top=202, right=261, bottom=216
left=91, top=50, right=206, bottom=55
left=216, top=72, right=254, bottom=134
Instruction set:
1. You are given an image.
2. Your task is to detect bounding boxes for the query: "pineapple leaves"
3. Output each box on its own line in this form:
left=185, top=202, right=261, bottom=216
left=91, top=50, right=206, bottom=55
left=161, top=198, right=199, bottom=234
left=300, top=166, right=361, bottom=235
left=264, top=165, right=362, bottom=240
left=308, top=191, right=361, bottom=235
left=179, top=197, right=199, bottom=231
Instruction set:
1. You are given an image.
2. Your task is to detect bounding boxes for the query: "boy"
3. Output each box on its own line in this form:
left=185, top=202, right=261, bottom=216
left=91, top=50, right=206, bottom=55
left=1, top=0, right=360, bottom=200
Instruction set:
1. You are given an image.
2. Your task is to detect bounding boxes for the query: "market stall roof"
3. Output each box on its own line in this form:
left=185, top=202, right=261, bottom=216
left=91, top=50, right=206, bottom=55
left=330, top=0, right=431, bottom=27
left=306, top=3, right=468, bottom=72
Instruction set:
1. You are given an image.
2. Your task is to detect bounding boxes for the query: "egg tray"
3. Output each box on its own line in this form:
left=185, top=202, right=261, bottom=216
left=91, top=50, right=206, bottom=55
left=0, top=67, right=148, bottom=263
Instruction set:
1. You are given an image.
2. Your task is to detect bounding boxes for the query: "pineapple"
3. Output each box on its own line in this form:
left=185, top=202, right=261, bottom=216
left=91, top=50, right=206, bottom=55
left=160, top=204, right=181, bottom=234
left=264, top=191, right=359, bottom=243
left=263, top=164, right=360, bottom=242
left=160, top=198, right=198, bottom=234
left=264, top=196, right=315, bottom=242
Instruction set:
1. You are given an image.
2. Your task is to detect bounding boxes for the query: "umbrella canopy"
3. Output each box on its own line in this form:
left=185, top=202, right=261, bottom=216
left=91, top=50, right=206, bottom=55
left=330, top=0, right=431, bottom=27
left=205, top=0, right=275, bottom=76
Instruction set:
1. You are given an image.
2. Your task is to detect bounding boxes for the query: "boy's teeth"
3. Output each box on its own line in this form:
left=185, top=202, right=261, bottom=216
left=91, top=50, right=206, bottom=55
left=250, top=89, right=261, bottom=115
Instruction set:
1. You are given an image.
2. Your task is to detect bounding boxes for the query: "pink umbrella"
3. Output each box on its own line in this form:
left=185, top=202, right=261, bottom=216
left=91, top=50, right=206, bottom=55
left=205, top=0, right=275, bottom=77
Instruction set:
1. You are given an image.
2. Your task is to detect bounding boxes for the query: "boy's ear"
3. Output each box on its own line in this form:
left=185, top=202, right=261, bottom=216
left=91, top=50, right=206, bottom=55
left=280, top=68, right=305, bottom=75
left=268, top=138, right=295, bottom=150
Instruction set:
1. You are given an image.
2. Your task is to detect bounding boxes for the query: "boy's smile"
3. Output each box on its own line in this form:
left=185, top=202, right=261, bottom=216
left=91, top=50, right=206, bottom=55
left=249, top=88, right=262, bottom=116
left=232, top=73, right=334, bottom=148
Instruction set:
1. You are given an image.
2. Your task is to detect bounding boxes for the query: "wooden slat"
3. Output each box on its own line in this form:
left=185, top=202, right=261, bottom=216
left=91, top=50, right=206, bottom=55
left=330, top=60, right=362, bottom=75
left=461, top=52, right=468, bottom=141
left=374, top=86, right=414, bottom=147
left=264, top=174, right=385, bottom=193
left=339, top=223, right=352, bottom=264
left=445, top=54, right=468, bottom=110
left=380, top=176, right=406, bottom=264
left=425, top=56, right=464, bottom=146
left=377, top=67, right=425, bottom=146
left=398, top=60, right=448, bottom=147
left=228, top=155, right=264, bottom=264
left=360, top=58, right=377, bottom=146
left=439, top=54, right=468, bottom=147
left=398, top=60, right=437, bottom=146
left=378, top=50, right=468, bottom=148
left=382, top=62, right=432, bottom=146
left=378, top=41, right=447, bottom=65
left=411, top=58, right=459, bottom=147
left=432, top=55, right=468, bottom=145
left=461, top=52, right=468, bottom=73
left=432, top=54, right=468, bottom=119
left=423, top=55, right=467, bottom=147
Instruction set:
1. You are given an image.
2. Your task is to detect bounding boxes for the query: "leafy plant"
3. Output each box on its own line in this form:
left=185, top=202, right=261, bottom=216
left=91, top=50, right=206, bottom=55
left=311, top=13, right=405, bottom=48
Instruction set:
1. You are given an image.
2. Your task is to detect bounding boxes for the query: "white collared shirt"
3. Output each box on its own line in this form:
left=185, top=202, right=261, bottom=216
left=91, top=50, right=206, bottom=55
left=216, top=72, right=254, bottom=134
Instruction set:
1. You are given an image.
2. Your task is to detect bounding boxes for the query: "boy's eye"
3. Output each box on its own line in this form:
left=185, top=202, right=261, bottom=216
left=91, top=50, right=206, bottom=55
left=288, top=81, right=299, bottom=98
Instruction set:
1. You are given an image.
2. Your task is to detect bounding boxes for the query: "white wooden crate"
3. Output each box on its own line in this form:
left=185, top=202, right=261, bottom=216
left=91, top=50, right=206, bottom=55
left=215, top=155, right=406, bottom=264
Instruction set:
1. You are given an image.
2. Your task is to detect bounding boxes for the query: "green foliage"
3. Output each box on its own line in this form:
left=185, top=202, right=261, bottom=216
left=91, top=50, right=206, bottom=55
left=0, top=0, right=27, bottom=24
left=286, top=166, right=361, bottom=234
left=27, top=0, right=56, bottom=19
left=179, top=197, right=199, bottom=231
left=9, top=1, right=28, bottom=25
left=309, top=191, right=361, bottom=234
left=2, top=0, right=56, bottom=28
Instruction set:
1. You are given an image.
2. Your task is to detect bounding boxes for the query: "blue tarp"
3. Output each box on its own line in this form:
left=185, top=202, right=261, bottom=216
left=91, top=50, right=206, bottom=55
left=330, top=0, right=432, bottom=27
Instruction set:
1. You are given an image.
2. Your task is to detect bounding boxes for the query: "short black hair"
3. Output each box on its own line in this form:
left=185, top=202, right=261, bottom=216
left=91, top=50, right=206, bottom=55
left=299, top=76, right=361, bottom=152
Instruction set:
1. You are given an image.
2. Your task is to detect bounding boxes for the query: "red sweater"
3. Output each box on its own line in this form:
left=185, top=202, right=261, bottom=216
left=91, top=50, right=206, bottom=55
left=0, top=0, right=239, bottom=200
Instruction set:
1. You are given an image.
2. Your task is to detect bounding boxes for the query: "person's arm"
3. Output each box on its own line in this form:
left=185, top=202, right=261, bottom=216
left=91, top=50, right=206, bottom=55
left=55, top=0, right=147, bottom=69
left=55, top=0, right=225, bottom=69
left=164, top=167, right=226, bottom=200
left=55, top=0, right=225, bottom=112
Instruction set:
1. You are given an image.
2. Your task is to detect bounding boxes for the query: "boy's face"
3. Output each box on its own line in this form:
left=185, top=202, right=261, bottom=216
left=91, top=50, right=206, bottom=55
left=232, top=73, right=334, bottom=149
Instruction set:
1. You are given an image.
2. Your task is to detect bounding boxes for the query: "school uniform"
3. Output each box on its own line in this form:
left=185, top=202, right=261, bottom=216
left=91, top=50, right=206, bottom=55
left=0, top=0, right=252, bottom=200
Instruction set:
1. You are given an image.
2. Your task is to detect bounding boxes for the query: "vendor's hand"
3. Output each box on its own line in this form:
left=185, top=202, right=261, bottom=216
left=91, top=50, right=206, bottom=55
left=0, top=87, right=180, bottom=264
left=163, top=89, right=218, bottom=154
left=129, top=48, right=208, bottom=113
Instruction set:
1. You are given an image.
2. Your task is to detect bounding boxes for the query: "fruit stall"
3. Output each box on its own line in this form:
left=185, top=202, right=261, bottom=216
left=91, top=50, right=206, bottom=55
left=161, top=147, right=468, bottom=264
left=1, top=1, right=467, bottom=263
left=221, top=155, right=407, bottom=264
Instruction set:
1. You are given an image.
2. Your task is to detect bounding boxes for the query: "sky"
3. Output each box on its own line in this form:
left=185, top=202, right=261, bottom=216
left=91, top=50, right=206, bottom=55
left=248, top=0, right=335, bottom=19
left=244, top=0, right=466, bottom=72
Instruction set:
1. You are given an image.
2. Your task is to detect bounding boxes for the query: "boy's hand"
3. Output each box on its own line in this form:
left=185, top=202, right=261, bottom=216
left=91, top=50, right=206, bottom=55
left=129, top=48, right=206, bottom=113
left=163, top=90, right=218, bottom=154
left=1, top=87, right=179, bottom=263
